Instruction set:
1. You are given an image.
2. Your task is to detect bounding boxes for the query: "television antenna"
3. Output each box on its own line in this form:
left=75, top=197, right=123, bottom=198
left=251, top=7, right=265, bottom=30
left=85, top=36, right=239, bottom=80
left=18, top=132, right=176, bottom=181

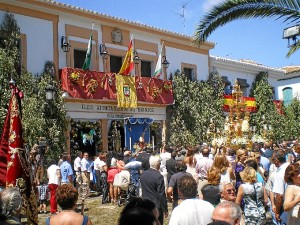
left=173, top=1, right=191, bottom=34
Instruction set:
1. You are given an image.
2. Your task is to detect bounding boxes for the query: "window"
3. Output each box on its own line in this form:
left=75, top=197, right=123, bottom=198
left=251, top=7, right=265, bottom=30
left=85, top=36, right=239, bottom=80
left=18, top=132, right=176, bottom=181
left=283, top=87, right=293, bottom=106
left=222, top=76, right=231, bottom=94
left=110, top=56, right=123, bottom=73
left=183, top=67, right=193, bottom=81
left=271, top=87, right=275, bottom=99
left=181, top=63, right=197, bottom=81
left=237, top=78, right=250, bottom=96
left=73, top=49, right=86, bottom=69
left=141, top=60, right=151, bottom=77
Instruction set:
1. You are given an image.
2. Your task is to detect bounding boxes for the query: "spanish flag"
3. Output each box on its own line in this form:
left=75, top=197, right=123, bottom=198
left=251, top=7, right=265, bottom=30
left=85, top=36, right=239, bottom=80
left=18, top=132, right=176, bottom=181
left=223, top=95, right=257, bottom=112
left=243, top=97, right=256, bottom=112
left=119, top=36, right=134, bottom=75
left=116, top=74, right=137, bottom=108
left=223, top=95, right=234, bottom=111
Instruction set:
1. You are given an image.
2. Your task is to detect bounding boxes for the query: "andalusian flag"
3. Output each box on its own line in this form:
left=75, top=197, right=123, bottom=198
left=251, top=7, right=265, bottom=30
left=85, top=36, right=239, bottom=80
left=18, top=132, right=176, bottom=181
left=116, top=74, right=137, bottom=108
left=119, top=35, right=134, bottom=75
left=153, top=42, right=163, bottom=78
left=82, top=23, right=94, bottom=70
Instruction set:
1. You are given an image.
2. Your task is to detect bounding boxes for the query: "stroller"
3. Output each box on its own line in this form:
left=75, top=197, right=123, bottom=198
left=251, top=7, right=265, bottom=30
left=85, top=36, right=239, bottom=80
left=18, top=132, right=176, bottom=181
left=114, top=170, right=139, bottom=207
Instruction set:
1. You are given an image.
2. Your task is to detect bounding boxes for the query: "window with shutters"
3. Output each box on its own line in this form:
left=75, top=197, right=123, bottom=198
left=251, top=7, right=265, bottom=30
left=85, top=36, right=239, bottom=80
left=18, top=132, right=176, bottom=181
left=73, top=49, right=86, bottom=69
left=110, top=55, right=123, bottom=73
left=283, top=87, right=293, bottom=106
left=141, top=60, right=151, bottom=77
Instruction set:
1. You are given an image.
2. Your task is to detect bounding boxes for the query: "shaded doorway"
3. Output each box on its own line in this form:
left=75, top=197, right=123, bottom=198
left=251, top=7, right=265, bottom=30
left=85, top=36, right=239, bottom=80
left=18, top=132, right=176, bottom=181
left=108, top=120, right=125, bottom=153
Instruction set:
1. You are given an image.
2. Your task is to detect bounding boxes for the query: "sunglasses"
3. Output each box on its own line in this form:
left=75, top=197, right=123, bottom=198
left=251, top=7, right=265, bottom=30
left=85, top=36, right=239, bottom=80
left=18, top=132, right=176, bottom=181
left=226, top=189, right=236, bottom=194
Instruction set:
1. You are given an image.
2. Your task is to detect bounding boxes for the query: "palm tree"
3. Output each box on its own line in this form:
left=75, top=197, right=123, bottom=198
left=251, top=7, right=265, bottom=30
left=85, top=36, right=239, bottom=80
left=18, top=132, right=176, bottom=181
left=195, top=0, right=300, bottom=57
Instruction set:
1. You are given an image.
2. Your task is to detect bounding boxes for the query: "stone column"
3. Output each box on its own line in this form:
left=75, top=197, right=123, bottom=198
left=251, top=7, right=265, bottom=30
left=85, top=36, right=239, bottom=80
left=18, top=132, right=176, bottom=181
left=161, top=120, right=166, bottom=144
left=65, top=119, right=71, bottom=155
left=101, top=119, right=108, bottom=151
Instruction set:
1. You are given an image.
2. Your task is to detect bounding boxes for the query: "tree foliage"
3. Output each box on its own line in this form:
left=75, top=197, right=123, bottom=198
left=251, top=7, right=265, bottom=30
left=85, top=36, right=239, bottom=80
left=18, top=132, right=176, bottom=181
left=0, top=13, right=20, bottom=130
left=195, top=0, right=300, bottom=57
left=17, top=62, right=68, bottom=161
left=284, top=98, right=300, bottom=140
left=0, top=13, right=67, bottom=163
left=250, top=71, right=289, bottom=141
left=169, top=70, right=224, bottom=146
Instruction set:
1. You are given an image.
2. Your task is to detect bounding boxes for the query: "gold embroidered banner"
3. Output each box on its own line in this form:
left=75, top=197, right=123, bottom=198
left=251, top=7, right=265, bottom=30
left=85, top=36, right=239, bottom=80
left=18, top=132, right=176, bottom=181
left=116, top=74, right=137, bottom=108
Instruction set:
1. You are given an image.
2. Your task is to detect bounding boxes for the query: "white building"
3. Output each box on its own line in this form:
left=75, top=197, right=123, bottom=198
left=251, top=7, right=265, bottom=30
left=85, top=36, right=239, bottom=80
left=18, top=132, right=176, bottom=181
left=1, top=0, right=300, bottom=154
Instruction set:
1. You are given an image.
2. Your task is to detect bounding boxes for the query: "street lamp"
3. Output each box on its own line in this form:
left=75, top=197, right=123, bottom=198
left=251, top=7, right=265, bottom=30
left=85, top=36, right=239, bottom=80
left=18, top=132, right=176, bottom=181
left=133, top=51, right=141, bottom=76
left=100, top=44, right=109, bottom=72
left=60, top=36, right=71, bottom=53
left=45, top=84, right=56, bottom=100
left=133, top=51, right=141, bottom=65
left=100, top=44, right=109, bottom=59
left=162, top=56, right=170, bottom=69
left=283, top=25, right=300, bottom=47
left=45, top=83, right=56, bottom=118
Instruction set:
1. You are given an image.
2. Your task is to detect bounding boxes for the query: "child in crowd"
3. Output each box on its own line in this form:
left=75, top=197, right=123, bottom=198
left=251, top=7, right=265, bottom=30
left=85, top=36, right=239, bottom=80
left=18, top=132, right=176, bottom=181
left=37, top=177, right=49, bottom=214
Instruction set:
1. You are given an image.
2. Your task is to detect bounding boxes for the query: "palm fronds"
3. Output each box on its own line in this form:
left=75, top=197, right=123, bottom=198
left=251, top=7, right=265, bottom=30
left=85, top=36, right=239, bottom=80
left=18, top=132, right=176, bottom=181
left=195, top=0, right=300, bottom=44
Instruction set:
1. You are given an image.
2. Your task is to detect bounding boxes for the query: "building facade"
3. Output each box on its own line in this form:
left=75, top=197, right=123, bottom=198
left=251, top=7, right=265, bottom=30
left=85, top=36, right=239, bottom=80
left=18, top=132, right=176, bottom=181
left=2, top=0, right=300, bottom=156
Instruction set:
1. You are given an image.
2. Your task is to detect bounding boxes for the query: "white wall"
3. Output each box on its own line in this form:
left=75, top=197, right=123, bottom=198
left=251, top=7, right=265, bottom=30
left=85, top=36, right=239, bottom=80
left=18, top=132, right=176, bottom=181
left=0, top=11, right=54, bottom=75
left=167, top=46, right=209, bottom=80
left=277, top=77, right=300, bottom=100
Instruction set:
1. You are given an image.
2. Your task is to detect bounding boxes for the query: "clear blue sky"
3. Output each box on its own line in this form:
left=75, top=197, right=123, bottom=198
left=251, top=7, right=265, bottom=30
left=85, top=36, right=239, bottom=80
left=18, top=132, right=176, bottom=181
left=58, top=0, right=299, bottom=68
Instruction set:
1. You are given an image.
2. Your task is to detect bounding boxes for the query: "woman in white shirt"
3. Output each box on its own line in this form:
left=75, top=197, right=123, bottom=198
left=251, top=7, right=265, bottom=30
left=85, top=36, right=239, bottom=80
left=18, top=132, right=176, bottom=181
left=211, top=153, right=236, bottom=184
left=284, top=163, right=300, bottom=225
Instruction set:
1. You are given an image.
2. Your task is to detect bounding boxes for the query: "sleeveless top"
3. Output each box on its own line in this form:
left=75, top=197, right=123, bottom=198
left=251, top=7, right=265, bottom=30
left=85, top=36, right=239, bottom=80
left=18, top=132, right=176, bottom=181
left=220, top=169, right=231, bottom=184
left=286, top=185, right=300, bottom=225
left=241, top=182, right=265, bottom=224
left=46, top=215, right=88, bottom=225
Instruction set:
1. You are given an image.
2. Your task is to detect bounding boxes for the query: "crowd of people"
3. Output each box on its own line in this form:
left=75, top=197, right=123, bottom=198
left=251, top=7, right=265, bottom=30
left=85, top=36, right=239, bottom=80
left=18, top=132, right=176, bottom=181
left=1, top=140, right=300, bottom=225
left=116, top=140, right=300, bottom=225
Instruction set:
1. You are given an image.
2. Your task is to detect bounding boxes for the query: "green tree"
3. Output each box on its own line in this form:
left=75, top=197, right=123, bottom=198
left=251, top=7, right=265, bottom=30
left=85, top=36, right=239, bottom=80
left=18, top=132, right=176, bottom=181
left=0, top=13, right=20, bottom=130
left=250, top=72, right=286, bottom=141
left=284, top=98, right=300, bottom=139
left=169, top=70, right=224, bottom=146
left=0, top=13, right=68, bottom=162
left=195, top=0, right=300, bottom=57
left=17, top=62, right=68, bottom=161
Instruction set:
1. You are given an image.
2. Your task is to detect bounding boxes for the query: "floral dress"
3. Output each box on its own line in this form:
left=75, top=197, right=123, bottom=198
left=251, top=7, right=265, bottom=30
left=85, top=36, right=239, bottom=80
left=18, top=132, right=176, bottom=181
left=241, top=182, right=266, bottom=225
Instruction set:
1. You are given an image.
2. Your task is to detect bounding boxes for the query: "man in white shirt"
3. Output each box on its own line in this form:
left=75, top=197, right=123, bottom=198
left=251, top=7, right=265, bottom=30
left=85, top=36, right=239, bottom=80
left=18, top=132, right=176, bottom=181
left=169, top=175, right=214, bottom=225
left=272, top=150, right=289, bottom=225
left=74, top=151, right=82, bottom=187
left=81, top=152, right=91, bottom=184
left=47, top=159, right=60, bottom=214
left=160, top=145, right=172, bottom=192
left=94, top=152, right=106, bottom=194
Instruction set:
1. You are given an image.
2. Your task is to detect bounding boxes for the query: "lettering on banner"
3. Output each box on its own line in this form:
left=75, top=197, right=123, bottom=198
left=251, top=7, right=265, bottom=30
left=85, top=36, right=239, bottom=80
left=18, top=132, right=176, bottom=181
left=107, top=114, right=133, bottom=119
left=81, top=104, right=154, bottom=113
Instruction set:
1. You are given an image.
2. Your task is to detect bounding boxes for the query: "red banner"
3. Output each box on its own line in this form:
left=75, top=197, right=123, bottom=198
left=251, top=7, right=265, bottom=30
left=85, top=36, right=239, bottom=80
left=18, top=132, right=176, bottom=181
left=274, top=100, right=283, bottom=114
left=60, top=67, right=174, bottom=105
left=0, top=86, right=38, bottom=224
